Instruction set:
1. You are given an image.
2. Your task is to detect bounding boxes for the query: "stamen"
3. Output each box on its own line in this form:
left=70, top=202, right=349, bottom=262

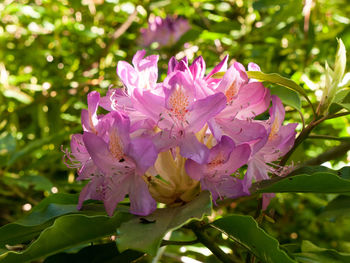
left=109, top=130, right=124, bottom=161
left=168, top=85, right=189, bottom=121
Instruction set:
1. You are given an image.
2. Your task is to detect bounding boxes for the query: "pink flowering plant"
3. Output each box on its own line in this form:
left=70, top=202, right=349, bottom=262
left=1, top=39, right=349, bottom=263
left=140, top=15, right=190, bottom=48
left=64, top=49, right=298, bottom=217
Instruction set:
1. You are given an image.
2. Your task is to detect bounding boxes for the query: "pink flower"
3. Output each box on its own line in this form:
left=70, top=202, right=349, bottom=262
left=64, top=51, right=298, bottom=216
left=140, top=15, right=190, bottom=47
left=185, top=136, right=251, bottom=203
left=243, top=96, right=298, bottom=209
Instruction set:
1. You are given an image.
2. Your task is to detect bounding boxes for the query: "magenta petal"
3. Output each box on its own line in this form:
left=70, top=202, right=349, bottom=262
left=189, top=56, right=206, bottom=80
left=218, top=143, right=251, bottom=175
left=180, top=133, right=209, bottom=164
left=103, top=174, right=129, bottom=216
left=117, top=61, right=138, bottom=93
left=128, top=137, right=158, bottom=175
left=133, top=89, right=165, bottom=122
left=87, top=91, right=100, bottom=114
left=131, top=50, right=147, bottom=69
left=168, top=56, right=178, bottom=74
left=262, top=193, right=275, bottom=210
left=77, top=175, right=105, bottom=210
left=82, top=132, right=115, bottom=175
left=129, top=174, right=157, bottom=216
left=248, top=62, right=261, bottom=72
left=187, top=92, right=227, bottom=133
left=216, top=118, right=268, bottom=155
left=110, top=111, right=131, bottom=148
left=208, top=135, right=235, bottom=163
left=205, top=55, right=228, bottom=80
left=185, top=158, right=204, bottom=181
left=269, top=95, right=285, bottom=130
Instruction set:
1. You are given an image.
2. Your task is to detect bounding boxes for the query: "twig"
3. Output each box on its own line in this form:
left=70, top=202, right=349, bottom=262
left=303, top=141, right=350, bottom=166
left=190, top=222, right=235, bottom=263
left=308, top=134, right=350, bottom=141
left=160, top=239, right=199, bottom=247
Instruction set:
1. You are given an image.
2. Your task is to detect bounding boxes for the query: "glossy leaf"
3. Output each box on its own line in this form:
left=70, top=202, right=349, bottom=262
left=269, top=86, right=301, bottom=110
left=0, top=212, right=132, bottom=263
left=0, top=193, right=79, bottom=247
left=117, top=191, right=212, bottom=256
left=321, top=195, right=350, bottom=218
left=253, top=166, right=350, bottom=194
left=212, top=214, right=296, bottom=263
left=44, top=243, right=144, bottom=263
left=294, top=240, right=350, bottom=263
left=247, top=71, right=313, bottom=109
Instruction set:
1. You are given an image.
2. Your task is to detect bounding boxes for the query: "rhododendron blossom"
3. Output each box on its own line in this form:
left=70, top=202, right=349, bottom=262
left=140, top=15, right=190, bottom=47
left=64, top=50, right=297, bottom=216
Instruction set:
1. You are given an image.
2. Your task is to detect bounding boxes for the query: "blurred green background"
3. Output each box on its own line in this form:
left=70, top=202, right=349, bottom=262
left=1, top=0, right=350, bottom=261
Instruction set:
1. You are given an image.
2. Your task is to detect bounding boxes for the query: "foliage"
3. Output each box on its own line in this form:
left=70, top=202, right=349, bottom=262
left=1, top=0, right=350, bottom=262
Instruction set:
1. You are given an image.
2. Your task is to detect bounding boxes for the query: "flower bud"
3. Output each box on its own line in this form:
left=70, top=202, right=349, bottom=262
left=317, top=39, right=347, bottom=116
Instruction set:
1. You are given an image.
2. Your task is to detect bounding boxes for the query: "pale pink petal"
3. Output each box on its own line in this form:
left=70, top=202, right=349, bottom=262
left=180, top=133, right=209, bottom=164
left=129, top=174, right=157, bottom=216
left=187, top=92, right=227, bottom=133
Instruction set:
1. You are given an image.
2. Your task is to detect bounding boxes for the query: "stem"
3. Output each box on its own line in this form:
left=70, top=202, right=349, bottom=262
left=190, top=222, right=234, bottom=263
left=308, top=134, right=350, bottom=141
left=303, top=141, right=350, bottom=166
left=280, top=108, right=350, bottom=166
left=160, top=239, right=199, bottom=247
left=327, top=111, right=350, bottom=120
left=279, top=119, right=318, bottom=166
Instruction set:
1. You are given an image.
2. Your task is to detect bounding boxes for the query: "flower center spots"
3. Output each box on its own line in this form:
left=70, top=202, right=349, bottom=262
left=169, top=86, right=189, bottom=121
left=109, top=131, right=124, bottom=161
left=225, top=81, right=238, bottom=103
left=268, top=116, right=280, bottom=140
left=207, top=153, right=225, bottom=170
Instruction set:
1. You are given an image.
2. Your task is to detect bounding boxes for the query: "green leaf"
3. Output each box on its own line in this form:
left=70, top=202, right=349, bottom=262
left=0, top=194, right=79, bottom=247
left=0, top=213, right=132, bottom=263
left=212, top=214, right=296, bottom=263
left=330, top=89, right=350, bottom=113
left=117, top=191, right=212, bottom=256
left=269, top=86, right=301, bottom=110
left=247, top=71, right=313, bottom=109
left=294, top=240, right=350, bottom=263
left=253, top=166, right=350, bottom=194
left=44, top=243, right=144, bottom=263
left=321, top=195, right=350, bottom=218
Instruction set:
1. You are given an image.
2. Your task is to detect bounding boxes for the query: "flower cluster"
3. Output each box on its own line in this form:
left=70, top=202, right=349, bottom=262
left=64, top=50, right=297, bottom=216
left=140, top=15, right=190, bottom=47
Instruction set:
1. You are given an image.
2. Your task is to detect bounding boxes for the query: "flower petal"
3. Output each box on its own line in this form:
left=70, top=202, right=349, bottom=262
left=129, top=174, right=157, bottom=216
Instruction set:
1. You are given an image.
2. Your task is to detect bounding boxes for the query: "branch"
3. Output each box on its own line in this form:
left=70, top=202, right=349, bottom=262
left=308, top=134, right=350, bottom=141
left=303, top=141, right=350, bottom=166
left=160, top=239, right=199, bottom=247
left=190, top=222, right=235, bottom=263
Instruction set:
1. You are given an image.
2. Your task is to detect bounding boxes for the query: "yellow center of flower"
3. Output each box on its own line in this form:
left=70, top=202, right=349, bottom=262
left=169, top=86, right=189, bottom=121
left=268, top=116, right=280, bottom=140
left=109, top=131, right=124, bottom=160
left=207, top=153, right=225, bottom=170
left=225, top=81, right=238, bottom=103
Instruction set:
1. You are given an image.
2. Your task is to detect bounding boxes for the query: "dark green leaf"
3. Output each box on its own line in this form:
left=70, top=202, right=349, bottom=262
left=212, top=214, right=296, bottom=263
left=0, top=194, right=78, bottom=247
left=0, top=213, right=132, bottom=263
left=117, top=191, right=212, bottom=256
left=44, top=243, right=144, bottom=263
left=294, top=240, right=350, bottom=263
left=253, top=166, right=350, bottom=194
left=269, top=86, right=301, bottom=110
left=321, top=195, right=350, bottom=218
left=247, top=71, right=312, bottom=109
